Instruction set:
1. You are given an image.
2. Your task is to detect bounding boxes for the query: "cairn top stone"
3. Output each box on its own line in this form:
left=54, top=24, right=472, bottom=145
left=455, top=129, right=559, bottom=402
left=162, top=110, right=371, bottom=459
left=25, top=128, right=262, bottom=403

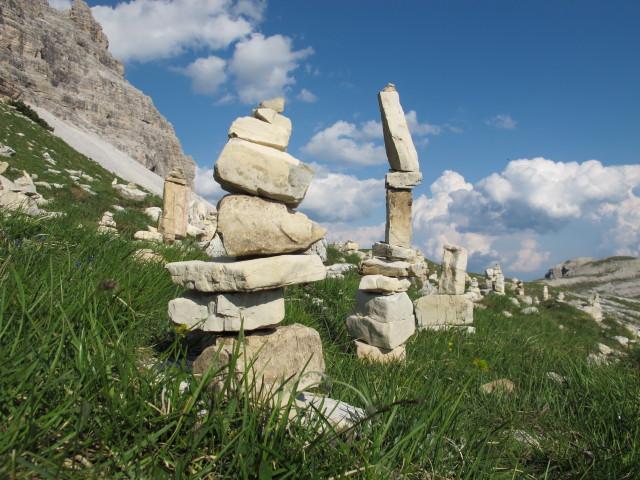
left=228, top=116, right=291, bottom=152
left=378, top=84, right=419, bottom=172
left=259, top=98, right=285, bottom=113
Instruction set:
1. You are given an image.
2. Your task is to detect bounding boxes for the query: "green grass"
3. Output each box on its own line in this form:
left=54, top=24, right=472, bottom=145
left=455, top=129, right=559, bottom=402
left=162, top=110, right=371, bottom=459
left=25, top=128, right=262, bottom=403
left=1, top=100, right=639, bottom=478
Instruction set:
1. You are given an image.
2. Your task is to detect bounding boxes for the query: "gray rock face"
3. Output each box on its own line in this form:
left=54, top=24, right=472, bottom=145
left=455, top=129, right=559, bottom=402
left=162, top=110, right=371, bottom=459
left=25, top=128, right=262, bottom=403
left=0, top=0, right=195, bottom=184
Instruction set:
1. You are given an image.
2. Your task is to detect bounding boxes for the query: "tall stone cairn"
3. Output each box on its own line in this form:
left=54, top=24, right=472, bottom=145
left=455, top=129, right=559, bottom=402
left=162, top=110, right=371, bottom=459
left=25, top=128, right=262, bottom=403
left=345, top=84, right=425, bottom=363
left=165, top=99, right=327, bottom=398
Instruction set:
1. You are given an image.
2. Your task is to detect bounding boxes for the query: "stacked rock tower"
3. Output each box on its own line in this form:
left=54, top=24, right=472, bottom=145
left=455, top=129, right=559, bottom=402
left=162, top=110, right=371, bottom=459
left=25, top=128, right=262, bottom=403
left=345, top=84, right=425, bottom=363
left=165, top=98, right=327, bottom=396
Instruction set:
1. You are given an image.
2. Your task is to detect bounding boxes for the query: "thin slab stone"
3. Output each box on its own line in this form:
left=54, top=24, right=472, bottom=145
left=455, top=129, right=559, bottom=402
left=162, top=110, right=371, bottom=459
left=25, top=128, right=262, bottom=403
left=165, top=254, right=326, bottom=292
left=385, top=188, right=412, bottom=248
left=214, top=138, right=313, bottom=207
left=361, top=257, right=426, bottom=278
left=359, top=275, right=411, bottom=294
left=385, top=171, right=422, bottom=189
left=371, top=242, right=420, bottom=263
left=378, top=84, right=419, bottom=172
left=168, top=288, right=284, bottom=332
left=228, top=116, right=291, bottom=152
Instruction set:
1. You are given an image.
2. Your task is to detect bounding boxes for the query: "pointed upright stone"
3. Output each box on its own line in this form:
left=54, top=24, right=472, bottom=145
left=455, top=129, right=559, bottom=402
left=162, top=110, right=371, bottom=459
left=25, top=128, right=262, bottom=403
left=378, top=84, right=419, bottom=172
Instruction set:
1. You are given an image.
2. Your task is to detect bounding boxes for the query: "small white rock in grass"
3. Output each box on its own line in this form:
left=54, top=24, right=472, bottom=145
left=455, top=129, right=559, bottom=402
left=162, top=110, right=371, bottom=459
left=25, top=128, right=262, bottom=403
left=546, top=371, right=569, bottom=387
left=0, top=144, right=16, bottom=157
left=598, top=343, right=613, bottom=356
left=587, top=353, right=608, bottom=366
left=145, top=206, right=162, bottom=223
left=511, top=430, right=541, bottom=449
left=614, top=336, right=630, bottom=347
left=326, top=263, right=357, bottom=279
left=502, top=311, right=513, bottom=318
left=47, top=168, right=61, bottom=174
left=295, top=391, right=366, bottom=434
left=521, top=306, right=538, bottom=314
left=510, top=297, right=520, bottom=306
left=111, top=205, right=125, bottom=212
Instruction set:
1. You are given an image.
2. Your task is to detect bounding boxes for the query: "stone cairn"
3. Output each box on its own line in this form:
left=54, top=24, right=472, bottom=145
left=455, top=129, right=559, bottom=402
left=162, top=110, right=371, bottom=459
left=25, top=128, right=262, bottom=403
left=165, top=98, right=328, bottom=399
left=483, top=263, right=505, bottom=295
left=414, top=244, right=474, bottom=332
left=345, top=84, right=425, bottom=363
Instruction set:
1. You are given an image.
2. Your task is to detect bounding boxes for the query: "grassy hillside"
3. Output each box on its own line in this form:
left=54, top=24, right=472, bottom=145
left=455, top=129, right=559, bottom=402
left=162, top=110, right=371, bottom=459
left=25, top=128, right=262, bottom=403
left=1, top=101, right=639, bottom=479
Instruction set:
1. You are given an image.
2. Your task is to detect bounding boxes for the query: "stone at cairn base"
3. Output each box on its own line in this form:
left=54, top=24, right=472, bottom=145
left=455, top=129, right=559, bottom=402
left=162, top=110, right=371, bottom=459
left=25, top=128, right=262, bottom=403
left=359, top=274, right=411, bottom=294
left=345, top=314, right=415, bottom=350
left=354, top=340, right=406, bottom=363
left=414, top=294, right=474, bottom=328
left=165, top=254, right=326, bottom=292
left=192, top=323, right=325, bottom=398
left=168, top=288, right=284, bottom=332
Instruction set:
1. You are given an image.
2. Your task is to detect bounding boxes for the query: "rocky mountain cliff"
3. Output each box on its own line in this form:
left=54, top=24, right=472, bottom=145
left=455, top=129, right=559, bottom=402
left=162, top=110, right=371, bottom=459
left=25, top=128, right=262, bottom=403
left=0, top=0, right=195, bottom=184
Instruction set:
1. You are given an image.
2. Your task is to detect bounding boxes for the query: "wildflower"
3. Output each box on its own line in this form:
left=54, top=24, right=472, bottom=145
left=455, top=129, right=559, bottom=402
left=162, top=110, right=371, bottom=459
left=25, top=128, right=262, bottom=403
left=76, top=260, right=82, bottom=267
left=88, top=257, right=95, bottom=262
left=473, top=358, right=490, bottom=372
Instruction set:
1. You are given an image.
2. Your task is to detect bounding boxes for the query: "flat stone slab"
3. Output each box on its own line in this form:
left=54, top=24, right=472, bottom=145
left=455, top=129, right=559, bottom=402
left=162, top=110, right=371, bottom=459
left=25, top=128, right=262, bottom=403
left=414, top=294, right=474, bottom=327
left=360, top=257, right=424, bottom=278
left=192, top=323, right=325, bottom=395
left=214, top=138, right=313, bottom=207
left=166, top=254, right=326, bottom=292
left=295, top=391, right=365, bottom=433
left=168, top=288, right=284, bottom=332
left=378, top=84, right=419, bottom=172
left=345, top=313, right=415, bottom=350
left=385, top=171, right=422, bottom=189
left=217, top=194, right=326, bottom=257
left=371, top=242, right=421, bottom=263
left=228, top=116, right=291, bottom=151
left=359, top=274, right=411, bottom=294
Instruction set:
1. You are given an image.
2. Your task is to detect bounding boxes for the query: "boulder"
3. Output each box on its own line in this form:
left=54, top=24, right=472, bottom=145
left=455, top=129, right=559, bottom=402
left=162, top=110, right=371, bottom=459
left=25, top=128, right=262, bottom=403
left=377, top=84, right=419, bottom=172
left=414, top=295, right=474, bottom=327
left=228, top=116, right=291, bottom=151
left=217, top=195, right=326, bottom=257
left=214, top=138, right=313, bottom=207
left=385, top=171, right=422, bottom=189
left=359, top=274, right=411, bottom=294
left=192, top=323, right=325, bottom=395
left=168, top=288, right=284, bottom=332
left=166, top=254, right=326, bottom=292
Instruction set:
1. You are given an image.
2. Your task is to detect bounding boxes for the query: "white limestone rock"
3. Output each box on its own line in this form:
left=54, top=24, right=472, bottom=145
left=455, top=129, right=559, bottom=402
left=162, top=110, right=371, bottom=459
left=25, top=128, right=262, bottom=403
left=145, top=206, right=163, bottom=223
left=217, top=195, right=326, bottom=257
left=377, top=84, right=419, bottom=172
left=359, top=274, right=411, bottom=294
left=353, top=340, right=406, bottom=363
left=214, top=138, right=313, bottom=207
left=113, top=183, right=147, bottom=201
left=352, top=290, right=414, bottom=324
left=252, top=107, right=292, bottom=132
left=414, top=294, right=474, bottom=327
left=303, top=238, right=328, bottom=263
left=228, top=116, right=291, bottom=151
left=168, top=288, right=284, bottom=332
left=345, top=313, right=415, bottom=350
left=134, top=230, right=163, bottom=241
left=295, top=391, right=366, bottom=432
left=166, top=254, right=326, bottom=292
left=259, top=97, right=285, bottom=113
left=385, top=170, right=422, bottom=189
left=192, top=323, right=325, bottom=396
left=371, top=242, right=421, bottom=263
left=360, top=257, right=425, bottom=278
left=205, top=234, right=227, bottom=258
left=325, top=263, right=357, bottom=279
left=0, top=144, right=16, bottom=157
left=438, top=244, right=468, bottom=295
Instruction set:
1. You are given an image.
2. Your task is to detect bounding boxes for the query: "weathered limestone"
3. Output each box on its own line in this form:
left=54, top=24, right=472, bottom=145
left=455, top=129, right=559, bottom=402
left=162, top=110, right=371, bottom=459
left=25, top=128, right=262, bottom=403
left=217, top=195, right=325, bottom=257
left=542, top=286, right=549, bottom=301
left=354, top=340, right=406, bottom=363
left=414, top=295, right=474, bottom=328
left=167, top=255, right=326, bottom=293
left=377, top=84, right=419, bottom=172
left=484, top=263, right=505, bottom=295
left=228, top=116, right=291, bottom=151
left=581, top=292, right=603, bottom=322
left=159, top=168, right=189, bottom=241
left=168, top=288, right=284, bottom=332
left=371, top=242, right=421, bottom=263
left=385, top=171, right=422, bottom=189
left=353, top=290, right=414, bottom=324
left=359, top=275, right=411, bottom=294
left=438, top=244, right=468, bottom=295
left=214, top=138, right=313, bottom=207
left=192, top=323, right=325, bottom=395
left=259, top=98, right=285, bottom=113
left=360, top=257, right=426, bottom=278
left=113, top=181, right=147, bottom=201
left=252, top=108, right=292, bottom=132
left=385, top=188, right=413, bottom=248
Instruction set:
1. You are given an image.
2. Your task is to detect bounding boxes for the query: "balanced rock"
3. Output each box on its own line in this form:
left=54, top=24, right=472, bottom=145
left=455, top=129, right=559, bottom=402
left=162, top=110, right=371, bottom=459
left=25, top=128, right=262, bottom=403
left=168, top=288, right=284, bottom=332
left=166, top=254, right=326, bottom=292
left=228, top=116, right=291, bottom=152
left=192, top=323, right=325, bottom=395
left=359, top=274, right=411, bottom=294
left=214, top=138, right=313, bottom=207
left=217, top=195, right=326, bottom=257
left=252, top=107, right=292, bottom=132
left=414, top=295, right=474, bottom=327
left=378, top=84, right=419, bottom=172
left=386, top=188, right=413, bottom=248
left=259, top=97, right=285, bottom=113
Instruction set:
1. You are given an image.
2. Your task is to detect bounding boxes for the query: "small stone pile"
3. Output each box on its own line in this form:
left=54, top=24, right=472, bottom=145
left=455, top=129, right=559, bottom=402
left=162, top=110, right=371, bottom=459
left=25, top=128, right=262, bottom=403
left=346, top=84, right=425, bottom=363
left=484, top=263, right=505, bottom=295
left=97, top=211, right=117, bottom=233
left=165, top=98, right=327, bottom=397
left=414, top=244, right=474, bottom=332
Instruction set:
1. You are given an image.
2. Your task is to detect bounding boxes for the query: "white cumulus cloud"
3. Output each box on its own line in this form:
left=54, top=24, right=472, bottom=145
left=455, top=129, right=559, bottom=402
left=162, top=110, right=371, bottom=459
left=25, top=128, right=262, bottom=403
left=228, top=33, right=313, bottom=104
left=194, top=165, right=225, bottom=205
left=296, top=88, right=317, bottom=103
left=508, top=239, right=551, bottom=272
left=91, top=0, right=264, bottom=62
left=179, top=56, right=227, bottom=94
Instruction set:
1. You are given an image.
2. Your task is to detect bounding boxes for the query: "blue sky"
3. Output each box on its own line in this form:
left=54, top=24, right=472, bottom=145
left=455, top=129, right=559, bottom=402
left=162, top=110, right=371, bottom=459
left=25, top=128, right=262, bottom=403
left=49, top=0, right=640, bottom=279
